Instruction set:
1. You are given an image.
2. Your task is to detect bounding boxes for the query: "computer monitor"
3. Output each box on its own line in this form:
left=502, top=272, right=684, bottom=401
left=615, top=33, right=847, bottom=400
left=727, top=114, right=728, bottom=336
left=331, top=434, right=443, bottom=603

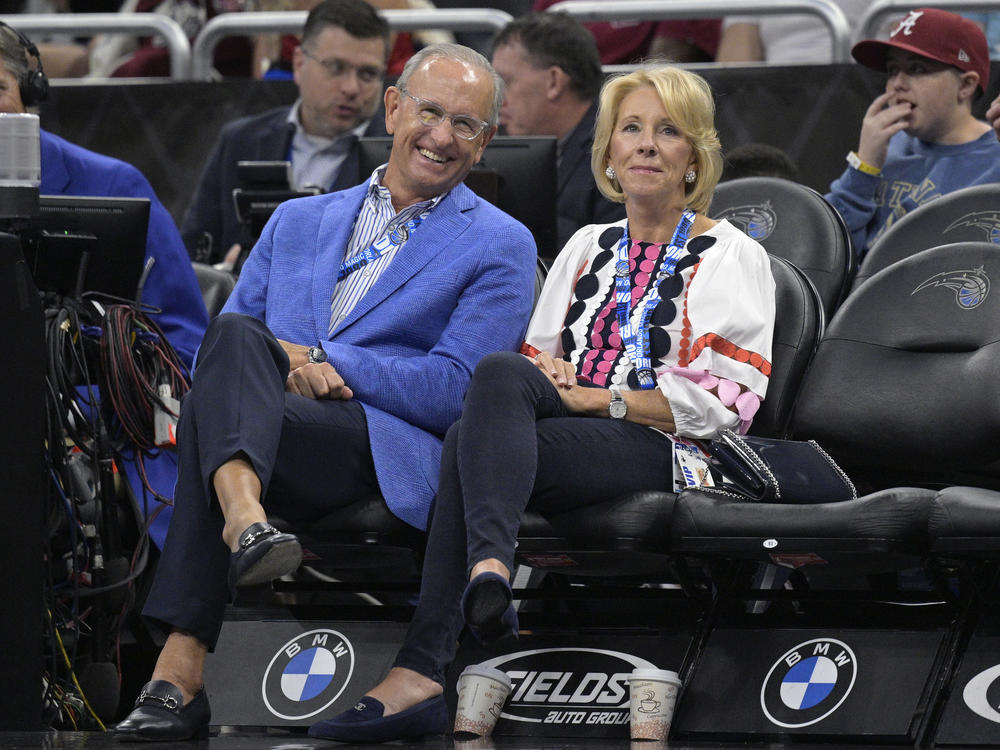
left=231, top=161, right=321, bottom=273
left=358, top=136, right=559, bottom=259
left=26, top=195, right=151, bottom=301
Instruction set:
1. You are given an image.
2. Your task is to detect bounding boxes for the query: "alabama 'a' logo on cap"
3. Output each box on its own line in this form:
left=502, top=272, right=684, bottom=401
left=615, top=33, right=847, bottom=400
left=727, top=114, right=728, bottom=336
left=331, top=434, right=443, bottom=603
left=760, top=638, right=857, bottom=728
left=261, top=629, right=355, bottom=720
left=893, top=10, right=924, bottom=36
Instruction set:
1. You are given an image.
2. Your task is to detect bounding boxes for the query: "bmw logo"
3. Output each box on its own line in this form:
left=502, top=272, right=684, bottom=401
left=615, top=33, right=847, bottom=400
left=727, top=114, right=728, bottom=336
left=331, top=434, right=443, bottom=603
left=760, top=638, right=857, bottom=728
left=261, top=629, right=355, bottom=720
left=963, top=664, right=1000, bottom=723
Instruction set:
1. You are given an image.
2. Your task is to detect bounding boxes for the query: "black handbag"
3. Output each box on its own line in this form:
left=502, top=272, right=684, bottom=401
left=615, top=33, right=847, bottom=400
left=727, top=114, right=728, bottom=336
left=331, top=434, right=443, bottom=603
left=704, top=429, right=857, bottom=504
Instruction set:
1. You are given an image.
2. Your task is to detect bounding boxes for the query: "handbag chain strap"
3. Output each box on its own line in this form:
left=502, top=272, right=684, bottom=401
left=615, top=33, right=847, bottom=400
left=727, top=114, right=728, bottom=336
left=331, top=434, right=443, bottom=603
left=805, top=439, right=858, bottom=500
left=721, top=429, right=780, bottom=501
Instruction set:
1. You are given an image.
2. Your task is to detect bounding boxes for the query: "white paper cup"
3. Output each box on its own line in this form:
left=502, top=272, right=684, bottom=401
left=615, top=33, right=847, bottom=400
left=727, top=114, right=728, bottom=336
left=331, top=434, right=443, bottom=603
left=454, top=665, right=512, bottom=738
left=627, top=668, right=682, bottom=741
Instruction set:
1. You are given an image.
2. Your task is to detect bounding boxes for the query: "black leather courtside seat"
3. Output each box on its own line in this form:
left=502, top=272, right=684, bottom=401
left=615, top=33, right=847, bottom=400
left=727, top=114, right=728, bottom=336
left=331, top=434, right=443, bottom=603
left=928, top=486, right=1000, bottom=558
left=672, top=487, right=935, bottom=571
left=192, top=261, right=236, bottom=318
left=710, top=176, right=855, bottom=320
left=853, top=183, right=1000, bottom=291
left=673, top=240, right=1000, bottom=574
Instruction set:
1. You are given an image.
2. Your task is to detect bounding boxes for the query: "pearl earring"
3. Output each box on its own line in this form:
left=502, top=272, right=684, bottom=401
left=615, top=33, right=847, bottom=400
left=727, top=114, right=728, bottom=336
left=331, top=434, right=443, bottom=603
left=684, top=170, right=696, bottom=184
left=605, top=166, right=616, bottom=180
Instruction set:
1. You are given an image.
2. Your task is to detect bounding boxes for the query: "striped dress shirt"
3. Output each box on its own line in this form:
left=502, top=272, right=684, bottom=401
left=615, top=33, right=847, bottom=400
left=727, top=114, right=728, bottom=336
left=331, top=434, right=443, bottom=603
left=328, top=167, right=442, bottom=337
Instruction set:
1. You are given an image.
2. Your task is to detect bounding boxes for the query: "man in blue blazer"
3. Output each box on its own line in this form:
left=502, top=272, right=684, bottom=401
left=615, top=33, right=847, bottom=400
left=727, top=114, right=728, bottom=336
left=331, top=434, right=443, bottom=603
left=116, top=43, right=538, bottom=741
left=180, top=0, right=391, bottom=265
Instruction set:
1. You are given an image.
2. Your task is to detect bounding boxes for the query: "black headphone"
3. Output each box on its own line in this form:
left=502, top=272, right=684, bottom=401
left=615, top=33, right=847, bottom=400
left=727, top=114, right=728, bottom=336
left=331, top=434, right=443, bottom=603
left=0, top=20, right=49, bottom=107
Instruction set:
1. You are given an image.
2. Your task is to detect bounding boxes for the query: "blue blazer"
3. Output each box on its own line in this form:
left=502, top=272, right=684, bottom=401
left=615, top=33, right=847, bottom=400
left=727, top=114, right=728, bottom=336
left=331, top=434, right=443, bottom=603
left=223, top=180, right=537, bottom=529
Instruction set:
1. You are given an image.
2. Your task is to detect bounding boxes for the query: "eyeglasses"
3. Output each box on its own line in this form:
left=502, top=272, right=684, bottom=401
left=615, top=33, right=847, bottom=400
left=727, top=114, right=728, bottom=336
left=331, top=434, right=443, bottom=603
left=301, top=47, right=384, bottom=86
left=397, top=87, right=491, bottom=141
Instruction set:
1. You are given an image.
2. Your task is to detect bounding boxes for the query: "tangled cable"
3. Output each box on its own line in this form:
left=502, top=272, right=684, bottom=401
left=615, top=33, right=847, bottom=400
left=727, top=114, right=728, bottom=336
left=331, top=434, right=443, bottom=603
left=100, top=304, right=190, bottom=493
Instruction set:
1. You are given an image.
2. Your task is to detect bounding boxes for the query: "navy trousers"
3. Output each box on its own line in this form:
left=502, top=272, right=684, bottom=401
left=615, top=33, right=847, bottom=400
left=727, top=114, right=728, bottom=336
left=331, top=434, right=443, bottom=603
left=393, top=351, right=674, bottom=685
left=143, top=313, right=380, bottom=649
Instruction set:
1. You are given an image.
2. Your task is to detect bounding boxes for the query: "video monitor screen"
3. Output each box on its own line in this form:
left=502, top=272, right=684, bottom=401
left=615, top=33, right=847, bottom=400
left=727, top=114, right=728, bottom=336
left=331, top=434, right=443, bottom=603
left=358, top=136, right=558, bottom=259
left=27, top=195, right=151, bottom=301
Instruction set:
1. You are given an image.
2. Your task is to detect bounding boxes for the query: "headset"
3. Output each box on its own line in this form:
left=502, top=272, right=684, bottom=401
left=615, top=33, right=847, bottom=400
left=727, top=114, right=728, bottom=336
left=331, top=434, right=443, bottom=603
left=0, top=20, right=49, bottom=107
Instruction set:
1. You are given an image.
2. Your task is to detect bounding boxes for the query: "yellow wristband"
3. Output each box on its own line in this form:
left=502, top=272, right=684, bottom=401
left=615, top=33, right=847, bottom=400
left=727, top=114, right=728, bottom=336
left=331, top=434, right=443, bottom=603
left=846, top=151, right=881, bottom=176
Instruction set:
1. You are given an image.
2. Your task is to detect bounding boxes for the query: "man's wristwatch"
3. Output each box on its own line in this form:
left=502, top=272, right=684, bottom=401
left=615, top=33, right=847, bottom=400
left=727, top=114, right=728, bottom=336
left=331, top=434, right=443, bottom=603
left=307, top=345, right=327, bottom=364
left=608, top=385, right=627, bottom=419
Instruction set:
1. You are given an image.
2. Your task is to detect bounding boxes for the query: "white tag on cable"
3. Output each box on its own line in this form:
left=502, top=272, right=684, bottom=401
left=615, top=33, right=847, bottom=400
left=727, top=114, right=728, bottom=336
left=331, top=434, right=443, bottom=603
left=154, top=383, right=180, bottom=447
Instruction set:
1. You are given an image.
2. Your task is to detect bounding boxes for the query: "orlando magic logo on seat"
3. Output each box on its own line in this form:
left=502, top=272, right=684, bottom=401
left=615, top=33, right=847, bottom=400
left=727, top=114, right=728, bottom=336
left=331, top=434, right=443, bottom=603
left=912, top=266, right=991, bottom=309
left=713, top=201, right=777, bottom=241
left=945, top=211, right=1000, bottom=244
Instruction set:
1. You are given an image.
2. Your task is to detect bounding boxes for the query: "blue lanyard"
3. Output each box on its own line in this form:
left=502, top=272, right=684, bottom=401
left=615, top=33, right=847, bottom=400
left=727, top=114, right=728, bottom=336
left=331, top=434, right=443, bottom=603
left=614, top=209, right=696, bottom=389
left=337, top=210, right=429, bottom=282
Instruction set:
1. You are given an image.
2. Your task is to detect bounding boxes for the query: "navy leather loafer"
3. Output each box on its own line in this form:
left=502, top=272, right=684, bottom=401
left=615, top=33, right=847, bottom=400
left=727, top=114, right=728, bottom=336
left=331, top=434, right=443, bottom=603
left=228, top=522, right=302, bottom=596
left=308, top=695, right=448, bottom=743
left=462, top=571, right=519, bottom=644
left=113, top=679, right=210, bottom=742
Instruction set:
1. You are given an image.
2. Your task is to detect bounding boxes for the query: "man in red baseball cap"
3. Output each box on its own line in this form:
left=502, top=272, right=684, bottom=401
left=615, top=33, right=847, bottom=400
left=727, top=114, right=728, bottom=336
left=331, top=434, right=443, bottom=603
left=825, top=8, right=1000, bottom=256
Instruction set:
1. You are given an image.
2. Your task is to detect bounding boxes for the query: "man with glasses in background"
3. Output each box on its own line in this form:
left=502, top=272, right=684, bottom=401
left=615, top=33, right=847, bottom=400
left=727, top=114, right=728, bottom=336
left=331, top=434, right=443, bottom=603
left=114, top=42, right=537, bottom=742
left=180, top=0, right=391, bottom=267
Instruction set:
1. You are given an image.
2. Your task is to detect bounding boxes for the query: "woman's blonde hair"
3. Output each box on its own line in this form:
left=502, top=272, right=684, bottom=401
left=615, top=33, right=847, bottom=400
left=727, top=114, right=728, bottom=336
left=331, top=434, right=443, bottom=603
left=591, top=66, right=722, bottom=214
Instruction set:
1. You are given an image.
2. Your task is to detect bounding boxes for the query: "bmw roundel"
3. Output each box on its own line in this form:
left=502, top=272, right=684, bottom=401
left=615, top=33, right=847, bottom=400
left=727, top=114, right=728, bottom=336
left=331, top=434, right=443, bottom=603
left=760, top=638, right=857, bottom=728
left=261, top=629, right=355, bottom=720
left=963, top=664, right=1000, bottom=723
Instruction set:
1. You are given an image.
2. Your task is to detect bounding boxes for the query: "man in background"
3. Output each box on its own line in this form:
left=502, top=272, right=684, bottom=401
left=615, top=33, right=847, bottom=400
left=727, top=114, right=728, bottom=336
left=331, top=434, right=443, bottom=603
left=180, top=0, right=390, bottom=266
left=491, top=12, right=625, bottom=251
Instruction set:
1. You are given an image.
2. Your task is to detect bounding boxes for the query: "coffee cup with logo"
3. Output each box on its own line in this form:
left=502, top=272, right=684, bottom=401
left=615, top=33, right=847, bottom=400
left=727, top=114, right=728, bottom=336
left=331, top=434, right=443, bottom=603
left=454, top=664, right=512, bottom=738
left=627, top=668, right=681, bottom=741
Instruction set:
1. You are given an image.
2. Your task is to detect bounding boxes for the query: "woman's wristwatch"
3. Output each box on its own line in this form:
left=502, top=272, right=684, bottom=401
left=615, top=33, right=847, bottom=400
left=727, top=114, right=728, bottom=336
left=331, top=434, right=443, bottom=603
left=609, top=385, right=627, bottom=419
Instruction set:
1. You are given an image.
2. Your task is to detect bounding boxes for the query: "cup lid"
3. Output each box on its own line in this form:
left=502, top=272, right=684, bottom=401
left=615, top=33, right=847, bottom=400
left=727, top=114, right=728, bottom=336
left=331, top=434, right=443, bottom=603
left=628, top=668, right=681, bottom=684
left=458, top=664, right=512, bottom=689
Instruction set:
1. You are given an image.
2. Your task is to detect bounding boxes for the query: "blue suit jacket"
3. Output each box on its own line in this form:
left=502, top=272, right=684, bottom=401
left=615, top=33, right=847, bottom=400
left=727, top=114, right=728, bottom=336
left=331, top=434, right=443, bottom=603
left=223, top=180, right=537, bottom=529
left=40, top=129, right=210, bottom=548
